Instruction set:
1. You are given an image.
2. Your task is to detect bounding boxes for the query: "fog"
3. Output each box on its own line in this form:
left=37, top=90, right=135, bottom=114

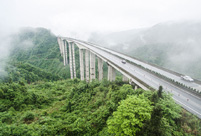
left=0, top=28, right=34, bottom=78
left=1, top=0, right=201, bottom=78
left=1, top=0, right=201, bottom=38
left=89, top=21, right=201, bottom=79
left=0, top=34, right=12, bottom=77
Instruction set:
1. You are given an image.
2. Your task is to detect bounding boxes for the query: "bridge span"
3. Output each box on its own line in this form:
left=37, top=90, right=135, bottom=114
left=57, top=37, right=201, bottom=119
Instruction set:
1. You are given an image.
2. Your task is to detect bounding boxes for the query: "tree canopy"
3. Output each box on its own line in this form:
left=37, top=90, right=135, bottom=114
left=107, top=94, right=153, bottom=136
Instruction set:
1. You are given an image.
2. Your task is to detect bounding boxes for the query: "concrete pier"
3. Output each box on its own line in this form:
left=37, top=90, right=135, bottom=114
left=60, top=39, right=64, bottom=57
left=98, top=58, right=103, bottom=81
left=72, top=43, right=76, bottom=78
left=108, top=65, right=116, bottom=81
left=57, top=38, right=62, bottom=55
left=123, top=75, right=129, bottom=82
left=112, top=67, right=116, bottom=81
left=64, top=41, right=68, bottom=65
left=90, top=52, right=96, bottom=81
left=62, top=40, right=66, bottom=66
left=85, top=50, right=89, bottom=82
left=68, top=42, right=73, bottom=79
left=79, top=49, right=84, bottom=80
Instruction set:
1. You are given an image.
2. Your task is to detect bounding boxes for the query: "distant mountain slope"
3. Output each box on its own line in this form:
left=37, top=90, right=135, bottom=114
left=89, top=21, right=201, bottom=80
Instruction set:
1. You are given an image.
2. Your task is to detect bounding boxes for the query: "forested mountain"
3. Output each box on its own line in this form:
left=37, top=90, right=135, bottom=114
left=0, top=28, right=77, bottom=83
left=89, top=21, right=201, bottom=80
left=0, top=27, right=200, bottom=135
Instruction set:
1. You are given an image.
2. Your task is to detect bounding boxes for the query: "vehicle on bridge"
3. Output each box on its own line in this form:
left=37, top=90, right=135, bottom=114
left=121, top=60, right=126, bottom=64
left=181, top=75, right=194, bottom=82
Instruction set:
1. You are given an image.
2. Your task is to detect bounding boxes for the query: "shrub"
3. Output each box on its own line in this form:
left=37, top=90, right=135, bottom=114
left=22, top=112, right=35, bottom=122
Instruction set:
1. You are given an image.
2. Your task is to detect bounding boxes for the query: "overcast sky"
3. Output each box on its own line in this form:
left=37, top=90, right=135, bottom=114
left=1, top=0, right=201, bottom=39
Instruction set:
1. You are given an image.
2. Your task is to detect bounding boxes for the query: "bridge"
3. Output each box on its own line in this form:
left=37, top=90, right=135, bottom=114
left=57, top=37, right=201, bottom=119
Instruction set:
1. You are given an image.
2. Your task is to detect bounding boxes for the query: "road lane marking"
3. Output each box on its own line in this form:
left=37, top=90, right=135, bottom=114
left=174, top=98, right=201, bottom=117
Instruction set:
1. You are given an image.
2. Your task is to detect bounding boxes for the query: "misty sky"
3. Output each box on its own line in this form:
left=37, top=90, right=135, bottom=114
left=1, top=0, right=201, bottom=39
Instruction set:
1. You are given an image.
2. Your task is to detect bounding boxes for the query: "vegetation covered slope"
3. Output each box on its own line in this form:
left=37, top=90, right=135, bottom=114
left=0, top=79, right=200, bottom=135
left=0, top=27, right=72, bottom=83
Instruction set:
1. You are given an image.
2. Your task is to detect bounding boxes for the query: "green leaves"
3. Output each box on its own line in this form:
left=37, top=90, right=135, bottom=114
left=107, top=94, right=153, bottom=136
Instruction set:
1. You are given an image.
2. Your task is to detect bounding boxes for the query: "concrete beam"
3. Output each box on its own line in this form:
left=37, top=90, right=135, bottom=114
left=68, top=42, right=73, bottom=79
left=72, top=43, right=76, bottom=78
left=79, top=49, right=84, bottom=80
left=90, top=52, right=96, bottom=81
left=85, top=50, right=90, bottom=82
left=98, top=58, right=103, bottom=81
left=76, top=43, right=88, bottom=50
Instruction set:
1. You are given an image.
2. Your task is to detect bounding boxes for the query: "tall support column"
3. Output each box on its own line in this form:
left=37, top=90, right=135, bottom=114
left=112, top=67, right=116, bottom=81
left=90, top=52, right=96, bottom=82
left=85, top=50, right=89, bottom=82
left=72, top=43, right=76, bottom=78
left=68, top=42, right=73, bottom=79
left=64, top=41, right=68, bottom=65
left=79, top=49, right=84, bottom=80
left=135, top=85, right=138, bottom=90
left=60, top=39, right=64, bottom=57
left=98, top=58, right=103, bottom=81
left=108, top=65, right=116, bottom=81
left=62, top=40, right=66, bottom=66
left=123, top=75, right=129, bottom=82
left=108, top=65, right=112, bottom=81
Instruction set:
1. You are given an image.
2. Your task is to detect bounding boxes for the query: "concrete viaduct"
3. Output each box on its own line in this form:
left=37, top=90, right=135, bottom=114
left=57, top=37, right=139, bottom=89
left=57, top=37, right=201, bottom=119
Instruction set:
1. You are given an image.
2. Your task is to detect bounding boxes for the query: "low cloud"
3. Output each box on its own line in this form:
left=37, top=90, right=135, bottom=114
left=88, top=21, right=201, bottom=79
left=0, top=28, right=34, bottom=78
left=0, top=35, right=12, bottom=78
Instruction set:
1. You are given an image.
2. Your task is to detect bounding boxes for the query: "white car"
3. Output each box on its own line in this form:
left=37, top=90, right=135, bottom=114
left=121, top=60, right=126, bottom=64
left=181, top=75, right=194, bottom=82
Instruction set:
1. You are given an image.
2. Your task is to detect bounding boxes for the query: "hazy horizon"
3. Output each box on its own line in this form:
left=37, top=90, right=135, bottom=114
left=1, top=0, right=201, bottom=79
left=1, top=0, right=201, bottom=39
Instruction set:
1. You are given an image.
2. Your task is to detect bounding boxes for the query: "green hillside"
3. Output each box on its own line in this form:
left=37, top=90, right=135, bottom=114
left=0, top=79, right=200, bottom=135
left=0, top=28, right=73, bottom=83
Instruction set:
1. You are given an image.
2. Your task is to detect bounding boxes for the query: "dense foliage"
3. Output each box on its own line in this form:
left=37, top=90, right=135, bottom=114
left=0, top=79, right=200, bottom=135
left=107, top=94, right=153, bottom=135
left=2, top=63, right=61, bottom=83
